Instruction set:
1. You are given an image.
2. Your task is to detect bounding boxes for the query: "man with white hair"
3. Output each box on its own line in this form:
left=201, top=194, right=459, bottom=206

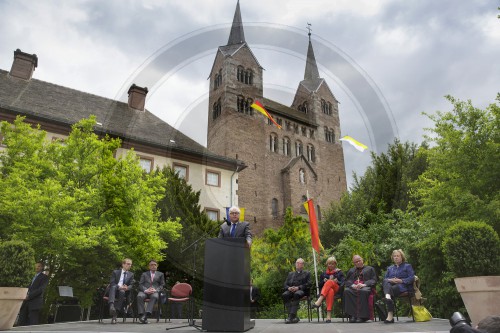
left=218, top=206, right=252, bottom=247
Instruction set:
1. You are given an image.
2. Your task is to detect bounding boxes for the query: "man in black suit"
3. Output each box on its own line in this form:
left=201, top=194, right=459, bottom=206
left=282, top=258, right=311, bottom=324
left=18, top=262, right=49, bottom=325
left=250, top=279, right=261, bottom=319
left=108, top=258, right=134, bottom=324
left=137, top=260, right=165, bottom=324
left=218, top=206, right=252, bottom=246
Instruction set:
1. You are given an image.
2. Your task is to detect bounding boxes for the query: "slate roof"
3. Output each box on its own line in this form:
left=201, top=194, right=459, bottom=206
left=261, top=97, right=318, bottom=127
left=0, top=69, right=245, bottom=169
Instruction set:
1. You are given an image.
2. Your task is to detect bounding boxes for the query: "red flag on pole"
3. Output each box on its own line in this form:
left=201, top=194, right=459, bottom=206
left=304, top=199, right=322, bottom=254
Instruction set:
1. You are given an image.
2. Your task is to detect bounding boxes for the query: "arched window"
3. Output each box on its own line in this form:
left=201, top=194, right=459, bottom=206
left=271, top=198, right=278, bottom=219
left=237, top=66, right=244, bottom=82
left=245, top=98, right=253, bottom=115
left=307, top=144, right=315, bottom=162
left=212, top=98, right=221, bottom=120
left=269, top=133, right=278, bottom=152
left=237, top=66, right=254, bottom=85
left=298, top=101, right=308, bottom=114
left=237, top=96, right=253, bottom=115
left=324, top=127, right=334, bottom=143
left=214, top=69, right=222, bottom=90
left=283, top=137, right=291, bottom=156
left=295, top=140, right=303, bottom=156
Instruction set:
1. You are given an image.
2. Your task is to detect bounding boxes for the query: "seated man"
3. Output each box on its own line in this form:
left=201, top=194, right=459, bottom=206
left=344, top=255, right=377, bottom=323
left=282, top=258, right=311, bottom=324
left=137, top=260, right=165, bottom=324
left=108, top=258, right=134, bottom=324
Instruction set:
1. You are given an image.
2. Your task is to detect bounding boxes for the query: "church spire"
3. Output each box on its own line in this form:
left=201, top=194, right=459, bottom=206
left=227, top=0, right=246, bottom=45
left=304, top=24, right=320, bottom=81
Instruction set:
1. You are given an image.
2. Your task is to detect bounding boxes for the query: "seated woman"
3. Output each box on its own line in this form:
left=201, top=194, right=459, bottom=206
left=383, top=249, right=415, bottom=324
left=311, top=256, right=345, bottom=323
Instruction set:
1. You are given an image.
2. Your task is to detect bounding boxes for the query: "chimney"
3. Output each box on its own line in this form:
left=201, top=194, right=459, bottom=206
left=127, top=84, right=148, bottom=111
left=10, top=49, right=38, bottom=80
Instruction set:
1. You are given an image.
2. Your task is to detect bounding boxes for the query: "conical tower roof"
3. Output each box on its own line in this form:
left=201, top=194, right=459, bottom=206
left=227, top=0, right=245, bottom=45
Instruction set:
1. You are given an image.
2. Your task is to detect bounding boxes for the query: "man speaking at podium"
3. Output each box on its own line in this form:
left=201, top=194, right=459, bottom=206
left=218, top=206, right=252, bottom=247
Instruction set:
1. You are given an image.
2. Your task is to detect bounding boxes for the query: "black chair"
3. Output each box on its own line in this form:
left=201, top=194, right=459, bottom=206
left=394, top=275, right=423, bottom=322
left=98, top=284, right=133, bottom=323
left=133, top=290, right=164, bottom=323
left=282, top=289, right=313, bottom=323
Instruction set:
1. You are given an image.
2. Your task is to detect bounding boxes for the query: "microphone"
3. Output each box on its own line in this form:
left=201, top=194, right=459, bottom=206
left=223, top=217, right=230, bottom=226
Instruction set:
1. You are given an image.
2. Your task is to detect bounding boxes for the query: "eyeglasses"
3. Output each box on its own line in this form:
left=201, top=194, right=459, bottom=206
left=229, top=212, right=240, bottom=215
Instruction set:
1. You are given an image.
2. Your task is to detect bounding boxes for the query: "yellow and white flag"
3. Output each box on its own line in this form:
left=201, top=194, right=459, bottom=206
left=340, top=136, right=368, bottom=152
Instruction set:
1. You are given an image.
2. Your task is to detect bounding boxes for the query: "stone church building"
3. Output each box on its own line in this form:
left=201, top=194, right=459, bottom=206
left=207, top=2, right=347, bottom=234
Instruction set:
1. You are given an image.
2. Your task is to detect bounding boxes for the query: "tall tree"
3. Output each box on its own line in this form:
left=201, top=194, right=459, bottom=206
left=0, top=116, right=181, bottom=307
left=413, top=94, right=500, bottom=232
left=155, top=166, right=219, bottom=285
left=320, top=139, right=428, bottom=248
left=250, top=208, right=312, bottom=313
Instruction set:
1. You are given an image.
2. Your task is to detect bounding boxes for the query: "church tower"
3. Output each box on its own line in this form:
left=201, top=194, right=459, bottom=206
left=207, top=2, right=347, bottom=234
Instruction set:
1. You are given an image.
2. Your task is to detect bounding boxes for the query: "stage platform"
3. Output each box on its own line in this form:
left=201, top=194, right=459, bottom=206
left=10, top=318, right=451, bottom=333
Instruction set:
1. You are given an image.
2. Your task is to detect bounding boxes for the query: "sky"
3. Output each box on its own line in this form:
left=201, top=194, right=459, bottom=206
left=1, top=0, right=499, bottom=188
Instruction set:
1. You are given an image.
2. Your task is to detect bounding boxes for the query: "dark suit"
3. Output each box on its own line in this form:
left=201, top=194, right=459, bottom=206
left=250, top=285, right=261, bottom=318
left=282, top=270, right=311, bottom=316
left=218, top=221, right=252, bottom=245
left=19, top=272, right=49, bottom=325
left=137, top=271, right=165, bottom=315
left=108, top=269, right=134, bottom=312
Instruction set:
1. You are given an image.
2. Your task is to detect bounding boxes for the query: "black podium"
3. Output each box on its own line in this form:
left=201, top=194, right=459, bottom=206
left=202, top=238, right=255, bottom=332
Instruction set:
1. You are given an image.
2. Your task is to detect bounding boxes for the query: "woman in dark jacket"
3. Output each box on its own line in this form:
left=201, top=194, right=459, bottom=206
left=383, top=249, right=415, bottom=323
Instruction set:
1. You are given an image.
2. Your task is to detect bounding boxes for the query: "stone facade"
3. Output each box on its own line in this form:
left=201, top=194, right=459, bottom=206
left=206, top=3, right=347, bottom=234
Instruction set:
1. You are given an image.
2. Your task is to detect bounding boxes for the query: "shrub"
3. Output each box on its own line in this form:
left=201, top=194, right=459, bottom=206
left=442, top=221, right=500, bottom=277
left=0, top=240, right=35, bottom=287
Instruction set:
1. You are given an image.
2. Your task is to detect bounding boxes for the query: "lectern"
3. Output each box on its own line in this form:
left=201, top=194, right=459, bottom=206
left=202, top=238, right=255, bottom=332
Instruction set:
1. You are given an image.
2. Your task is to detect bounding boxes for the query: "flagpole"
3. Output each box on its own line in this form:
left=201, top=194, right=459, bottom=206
left=311, top=247, right=322, bottom=320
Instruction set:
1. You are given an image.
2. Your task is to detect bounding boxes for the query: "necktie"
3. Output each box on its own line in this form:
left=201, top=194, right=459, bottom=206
left=230, top=223, right=236, bottom=237
left=31, top=273, right=39, bottom=286
left=151, top=272, right=154, bottom=287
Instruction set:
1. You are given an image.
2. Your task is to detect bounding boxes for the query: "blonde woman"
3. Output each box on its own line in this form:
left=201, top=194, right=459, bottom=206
left=311, top=256, right=345, bottom=323
left=382, top=249, right=415, bottom=323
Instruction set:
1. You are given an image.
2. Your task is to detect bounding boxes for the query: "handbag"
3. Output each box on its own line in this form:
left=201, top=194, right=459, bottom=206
left=412, top=305, right=432, bottom=322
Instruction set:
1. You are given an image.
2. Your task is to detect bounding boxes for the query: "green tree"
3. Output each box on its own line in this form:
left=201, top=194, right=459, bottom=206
left=412, top=94, right=500, bottom=318
left=250, top=208, right=312, bottom=317
left=155, top=166, right=219, bottom=285
left=320, top=139, right=428, bottom=249
left=413, top=95, right=500, bottom=232
left=442, top=221, right=500, bottom=277
left=0, top=116, right=181, bottom=308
